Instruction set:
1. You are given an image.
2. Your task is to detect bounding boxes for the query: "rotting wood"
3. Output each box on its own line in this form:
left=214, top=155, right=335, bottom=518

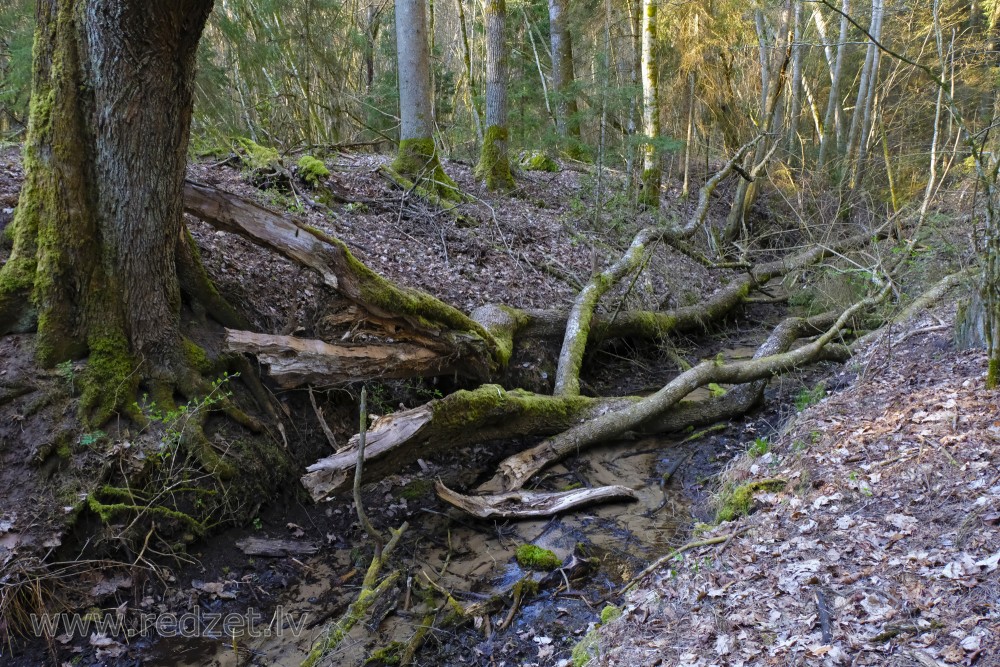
left=224, top=329, right=462, bottom=387
left=434, top=481, right=638, bottom=519
left=234, top=537, right=319, bottom=557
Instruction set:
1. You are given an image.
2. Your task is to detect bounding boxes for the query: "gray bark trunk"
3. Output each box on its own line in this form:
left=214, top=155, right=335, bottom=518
left=395, top=0, right=434, bottom=141
left=818, top=0, right=849, bottom=169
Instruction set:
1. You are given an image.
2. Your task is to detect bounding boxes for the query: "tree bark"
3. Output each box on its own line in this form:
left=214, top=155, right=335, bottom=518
left=476, top=0, right=514, bottom=191
left=817, top=0, right=850, bottom=169
left=0, top=0, right=213, bottom=421
left=391, top=0, right=457, bottom=197
left=548, top=0, right=582, bottom=156
left=639, top=0, right=661, bottom=208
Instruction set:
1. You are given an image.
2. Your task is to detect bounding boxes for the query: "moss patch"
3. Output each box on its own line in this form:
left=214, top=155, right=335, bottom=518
left=600, top=604, right=622, bottom=624
left=515, top=544, right=561, bottom=570
left=233, top=137, right=280, bottom=170
left=390, top=138, right=461, bottom=202
left=296, top=155, right=330, bottom=186
left=475, top=125, right=514, bottom=191
left=639, top=167, right=660, bottom=208
left=398, top=478, right=432, bottom=500
left=715, top=478, right=786, bottom=523
left=518, top=150, right=559, bottom=172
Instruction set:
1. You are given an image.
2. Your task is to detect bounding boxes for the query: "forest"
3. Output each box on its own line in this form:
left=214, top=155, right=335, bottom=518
left=0, top=0, right=998, bottom=665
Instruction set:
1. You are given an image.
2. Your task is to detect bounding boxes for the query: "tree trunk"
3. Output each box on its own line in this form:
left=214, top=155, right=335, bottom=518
left=639, top=0, right=660, bottom=208
left=787, top=1, right=804, bottom=160
left=391, top=0, right=458, bottom=197
left=548, top=0, right=583, bottom=157
left=849, top=0, right=883, bottom=186
left=476, top=0, right=514, bottom=190
left=817, top=0, right=849, bottom=169
left=844, top=0, right=880, bottom=181
left=0, top=0, right=213, bottom=421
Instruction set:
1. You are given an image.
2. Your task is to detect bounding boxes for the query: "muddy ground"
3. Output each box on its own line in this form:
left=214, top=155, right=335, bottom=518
left=0, top=143, right=982, bottom=667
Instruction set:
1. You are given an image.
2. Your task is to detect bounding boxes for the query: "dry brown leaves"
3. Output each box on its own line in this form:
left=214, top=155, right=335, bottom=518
left=597, top=309, right=1000, bottom=667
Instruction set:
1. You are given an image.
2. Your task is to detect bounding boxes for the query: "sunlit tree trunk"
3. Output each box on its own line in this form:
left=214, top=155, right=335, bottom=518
left=849, top=0, right=883, bottom=186
left=787, top=0, right=803, bottom=161
left=548, top=0, right=582, bottom=156
left=625, top=0, right=642, bottom=193
left=476, top=0, right=514, bottom=190
left=818, top=0, right=849, bottom=170
left=639, top=0, right=660, bottom=208
left=845, top=0, right=882, bottom=182
left=392, top=0, right=457, bottom=195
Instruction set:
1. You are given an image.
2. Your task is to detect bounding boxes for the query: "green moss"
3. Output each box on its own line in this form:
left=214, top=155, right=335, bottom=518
left=639, top=168, right=660, bottom=208
left=398, top=478, right=432, bottom=500
left=181, top=338, right=213, bottom=374
left=599, top=604, right=622, bottom=624
left=571, top=628, right=600, bottom=667
left=364, top=642, right=404, bottom=665
left=86, top=490, right=207, bottom=535
left=79, top=334, right=140, bottom=426
left=475, top=125, right=515, bottom=191
left=296, top=155, right=330, bottom=186
left=391, top=138, right=461, bottom=202
left=988, top=357, right=999, bottom=390
left=715, top=478, right=786, bottom=523
left=233, top=137, right=280, bottom=170
left=515, top=544, right=561, bottom=571
left=518, top=150, right=559, bottom=172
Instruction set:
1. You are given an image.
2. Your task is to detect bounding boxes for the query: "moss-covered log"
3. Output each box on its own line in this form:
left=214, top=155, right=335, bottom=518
left=183, top=180, right=501, bottom=376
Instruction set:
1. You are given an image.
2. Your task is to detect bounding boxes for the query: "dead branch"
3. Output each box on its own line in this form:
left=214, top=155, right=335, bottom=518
left=492, top=287, right=886, bottom=491
left=434, top=481, right=638, bottom=519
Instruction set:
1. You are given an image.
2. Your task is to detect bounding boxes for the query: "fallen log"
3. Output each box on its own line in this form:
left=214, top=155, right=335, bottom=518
left=434, top=481, right=638, bottom=519
left=223, top=329, right=462, bottom=387
left=183, top=180, right=501, bottom=376
left=492, top=285, right=888, bottom=491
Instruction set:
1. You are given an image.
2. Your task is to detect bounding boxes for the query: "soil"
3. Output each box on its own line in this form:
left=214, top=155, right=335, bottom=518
left=0, top=144, right=988, bottom=667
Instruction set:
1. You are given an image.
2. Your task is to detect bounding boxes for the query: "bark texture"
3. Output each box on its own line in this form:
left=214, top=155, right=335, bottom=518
left=475, top=0, right=514, bottom=191
left=548, top=0, right=582, bottom=155
left=639, top=0, right=660, bottom=207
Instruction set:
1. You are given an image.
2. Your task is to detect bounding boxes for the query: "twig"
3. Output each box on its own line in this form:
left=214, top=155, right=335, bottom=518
left=815, top=587, right=833, bottom=643
left=621, top=533, right=739, bottom=595
left=308, top=387, right=338, bottom=450
left=354, top=388, right=383, bottom=556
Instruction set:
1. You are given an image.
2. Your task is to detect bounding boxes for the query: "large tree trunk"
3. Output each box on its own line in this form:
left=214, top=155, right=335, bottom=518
left=0, top=0, right=213, bottom=421
left=391, top=0, right=457, bottom=197
left=475, top=0, right=514, bottom=191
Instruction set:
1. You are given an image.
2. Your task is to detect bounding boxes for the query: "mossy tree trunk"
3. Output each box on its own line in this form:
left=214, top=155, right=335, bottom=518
left=0, top=0, right=216, bottom=422
left=475, top=0, right=514, bottom=191
left=638, top=0, right=660, bottom=208
left=391, top=0, right=459, bottom=199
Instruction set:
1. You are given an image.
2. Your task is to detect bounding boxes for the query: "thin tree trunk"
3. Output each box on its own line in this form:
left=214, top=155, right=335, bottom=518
left=818, top=0, right=849, bottom=170
left=845, top=0, right=880, bottom=179
left=639, top=0, right=660, bottom=207
left=456, top=0, right=484, bottom=143
left=787, top=1, right=803, bottom=160
left=476, top=0, right=514, bottom=190
left=681, top=70, right=697, bottom=198
left=548, top=0, right=582, bottom=156
left=850, top=0, right=883, bottom=186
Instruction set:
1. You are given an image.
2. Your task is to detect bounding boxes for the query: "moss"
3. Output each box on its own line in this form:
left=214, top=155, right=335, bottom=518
left=571, top=628, right=600, bottom=667
left=599, top=604, right=622, bottom=625
left=296, top=155, right=330, bottom=186
left=398, top=478, right=432, bottom=500
left=518, top=150, right=559, bottom=172
left=79, top=334, right=141, bottom=426
left=428, top=385, right=594, bottom=434
left=364, top=642, right=404, bottom=665
left=391, top=138, right=461, bottom=202
left=515, top=544, right=561, bottom=571
left=233, top=137, right=280, bottom=170
left=475, top=125, right=515, bottom=191
left=639, top=168, right=660, bottom=208
left=86, top=490, right=208, bottom=535
left=715, top=478, right=786, bottom=523
left=181, top=338, right=213, bottom=375
left=988, top=356, right=999, bottom=390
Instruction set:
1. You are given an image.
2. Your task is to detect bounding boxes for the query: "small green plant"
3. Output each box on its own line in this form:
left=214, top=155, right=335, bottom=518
left=252, top=516, right=263, bottom=530
left=791, top=440, right=808, bottom=453
left=748, top=437, right=769, bottom=458
left=79, top=430, right=106, bottom=447
left=715, top=479, right=786, bottom=523
left=794, top=382, right=826, bottom=411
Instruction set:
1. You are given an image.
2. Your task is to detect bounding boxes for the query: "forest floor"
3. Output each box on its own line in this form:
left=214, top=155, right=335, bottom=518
left=0, top=144, right=995, bottom=667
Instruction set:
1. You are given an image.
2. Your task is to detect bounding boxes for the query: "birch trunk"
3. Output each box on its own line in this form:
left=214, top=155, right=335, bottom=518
left=639, top=0, right=661, bottom=207
left=818, top=0, right=849, bottom=169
